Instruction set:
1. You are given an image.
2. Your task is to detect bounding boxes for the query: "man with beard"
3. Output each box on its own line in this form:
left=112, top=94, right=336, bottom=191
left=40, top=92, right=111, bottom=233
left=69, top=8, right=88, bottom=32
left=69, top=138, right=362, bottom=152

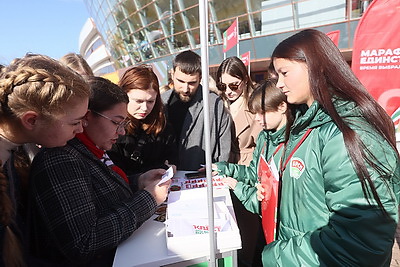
left=161, top=50, right=232, bottom=170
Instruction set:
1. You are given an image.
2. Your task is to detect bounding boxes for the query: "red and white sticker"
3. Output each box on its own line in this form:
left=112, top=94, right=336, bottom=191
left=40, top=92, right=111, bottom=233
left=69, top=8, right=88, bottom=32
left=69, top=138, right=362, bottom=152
left=290, top=157, right=305, bottom=179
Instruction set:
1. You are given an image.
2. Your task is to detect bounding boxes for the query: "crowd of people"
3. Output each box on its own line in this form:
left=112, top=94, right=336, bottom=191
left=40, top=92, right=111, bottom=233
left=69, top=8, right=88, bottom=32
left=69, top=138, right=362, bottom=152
left=0, top=28, right=398, bottom=267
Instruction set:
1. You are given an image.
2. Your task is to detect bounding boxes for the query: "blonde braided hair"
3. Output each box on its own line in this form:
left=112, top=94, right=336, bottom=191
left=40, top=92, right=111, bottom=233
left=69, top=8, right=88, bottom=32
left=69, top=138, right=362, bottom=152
left=0, top=54, right=90, bottom=267
left=0, top=54, right=90, bottom=119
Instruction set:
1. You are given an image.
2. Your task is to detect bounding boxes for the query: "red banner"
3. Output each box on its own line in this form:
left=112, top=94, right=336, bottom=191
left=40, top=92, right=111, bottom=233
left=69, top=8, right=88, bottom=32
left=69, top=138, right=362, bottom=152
left=240, top=51, right=250, bottom=66
left=223, top=19, right=238, bottom=53
left=326, top=30, right=340, bottom=47
left=351, top=0, right=400, bottom=122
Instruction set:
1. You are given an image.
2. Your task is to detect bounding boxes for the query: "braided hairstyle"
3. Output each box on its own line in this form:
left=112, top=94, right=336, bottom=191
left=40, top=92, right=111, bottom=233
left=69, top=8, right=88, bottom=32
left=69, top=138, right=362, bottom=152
left=0, top=54, right=90, bottom=267
left=0, top=54, right=89, bottom=119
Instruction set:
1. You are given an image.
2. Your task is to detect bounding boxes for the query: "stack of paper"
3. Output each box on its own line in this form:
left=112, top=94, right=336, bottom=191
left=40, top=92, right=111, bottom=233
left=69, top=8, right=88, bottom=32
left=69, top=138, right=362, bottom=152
left=165, top=187, right=241, bottom=256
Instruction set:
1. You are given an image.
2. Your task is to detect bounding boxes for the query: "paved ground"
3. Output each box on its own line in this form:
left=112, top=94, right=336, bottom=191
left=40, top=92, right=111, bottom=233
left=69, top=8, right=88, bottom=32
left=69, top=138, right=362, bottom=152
left=391, top=207, right=400, bottom=266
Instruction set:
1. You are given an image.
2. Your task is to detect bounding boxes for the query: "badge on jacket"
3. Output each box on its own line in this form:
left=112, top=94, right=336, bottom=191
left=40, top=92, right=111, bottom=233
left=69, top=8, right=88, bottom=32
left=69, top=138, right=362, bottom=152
left=290, top=157, right=305, bottom=179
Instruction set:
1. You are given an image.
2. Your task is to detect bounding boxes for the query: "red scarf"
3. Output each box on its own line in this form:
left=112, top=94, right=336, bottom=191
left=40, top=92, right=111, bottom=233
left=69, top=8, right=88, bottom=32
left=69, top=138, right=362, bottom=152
left=76, top=132, right=129, bottom=184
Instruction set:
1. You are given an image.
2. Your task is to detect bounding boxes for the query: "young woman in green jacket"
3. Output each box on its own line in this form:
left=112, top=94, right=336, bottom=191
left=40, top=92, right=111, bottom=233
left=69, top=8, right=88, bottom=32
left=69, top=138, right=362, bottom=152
left=215, top=79, right=292, bottom=214
left=212, top=79, right=292, bottom=266
left=258, top=29, right=399, bottom=266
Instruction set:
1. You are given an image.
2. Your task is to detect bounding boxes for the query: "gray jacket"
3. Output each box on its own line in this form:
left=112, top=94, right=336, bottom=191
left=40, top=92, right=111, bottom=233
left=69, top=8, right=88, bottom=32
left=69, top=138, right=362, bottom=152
left=161, top=85, right=232, bottom=170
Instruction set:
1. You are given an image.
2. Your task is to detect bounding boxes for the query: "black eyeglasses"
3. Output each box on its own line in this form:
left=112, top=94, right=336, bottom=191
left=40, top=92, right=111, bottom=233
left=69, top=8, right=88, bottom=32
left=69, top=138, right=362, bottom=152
left=91, top=110, right=130, bottom=132
left=217, top=81, right=242, bottom=92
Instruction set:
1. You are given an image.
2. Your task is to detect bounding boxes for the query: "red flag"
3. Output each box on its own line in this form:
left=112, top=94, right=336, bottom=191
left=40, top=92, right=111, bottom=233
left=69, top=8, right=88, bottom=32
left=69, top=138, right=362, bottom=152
left=240, top=51, right=250, bottom=66
left=223, top=19, right=238, bottom=53
left=326, top=30, right=340, bottom=46
left=351, top=0, right=400, bottom=119
left=258, top=155, right=279, bottom=244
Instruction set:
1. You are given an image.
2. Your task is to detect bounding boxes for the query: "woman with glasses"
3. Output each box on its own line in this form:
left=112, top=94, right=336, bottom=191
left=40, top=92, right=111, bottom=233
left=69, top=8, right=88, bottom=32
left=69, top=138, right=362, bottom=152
left=108, top=65, right=177, bottom=175
left=28, top=76, right=171, bottom=266
left=216, top=56, right=262, bottom=165
left=215, top=56, right=263, bottom=266
left=213, top=78, right=293, bottom=265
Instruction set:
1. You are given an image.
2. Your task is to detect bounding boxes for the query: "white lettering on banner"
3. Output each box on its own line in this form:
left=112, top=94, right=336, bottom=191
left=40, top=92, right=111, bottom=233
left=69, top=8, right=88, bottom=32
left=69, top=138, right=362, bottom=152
left=361, top=48, right=400, bottom=57
left=359, top=48, right=400, bottom=67
left=378, top=65, right=400, bottom=69
left=360, top=56, right=400, bottom=64
left=227, top=27, right=237, bottom=41
left=360, top=66, right=378, bottom=70
left=360, top=65, right=400, bottom=70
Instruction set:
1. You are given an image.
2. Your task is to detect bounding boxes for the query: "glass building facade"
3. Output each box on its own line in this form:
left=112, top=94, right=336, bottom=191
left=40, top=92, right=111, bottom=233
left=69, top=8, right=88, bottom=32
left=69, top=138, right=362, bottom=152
left=83, top=0, right=369, bottom=83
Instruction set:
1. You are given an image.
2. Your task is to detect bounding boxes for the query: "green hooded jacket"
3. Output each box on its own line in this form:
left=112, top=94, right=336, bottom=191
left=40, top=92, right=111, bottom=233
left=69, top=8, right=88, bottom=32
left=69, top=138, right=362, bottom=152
left=215, top=125, right=286, bottom=214
left=262, top=100, right=400, bottom=266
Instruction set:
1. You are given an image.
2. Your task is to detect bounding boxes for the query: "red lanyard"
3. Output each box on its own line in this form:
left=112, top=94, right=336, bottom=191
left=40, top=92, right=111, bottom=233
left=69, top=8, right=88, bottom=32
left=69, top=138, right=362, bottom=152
left=279, top=128, right=313, bottom=175
left=273, top=143, right=284, bottom=157
left=268, top=143, right=284, bottom=164
left=261, top=141, right=284, bottom=164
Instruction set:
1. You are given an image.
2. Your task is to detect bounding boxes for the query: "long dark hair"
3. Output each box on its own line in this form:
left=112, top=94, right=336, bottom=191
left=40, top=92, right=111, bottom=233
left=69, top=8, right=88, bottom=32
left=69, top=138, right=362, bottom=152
left=272, top=29, right=398, bottom=212
left=216, top=56, right=254, bottom=103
